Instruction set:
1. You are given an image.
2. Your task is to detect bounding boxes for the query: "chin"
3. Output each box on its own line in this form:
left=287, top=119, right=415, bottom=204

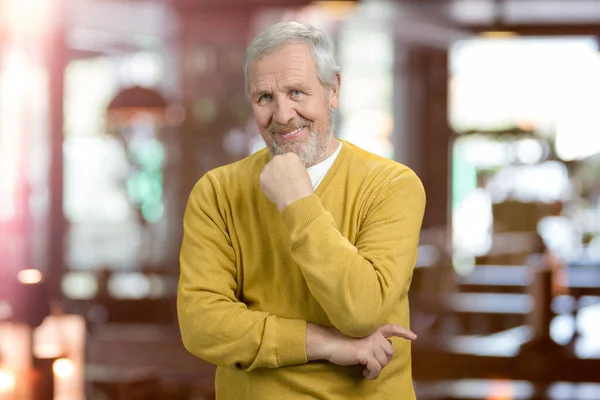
left=266, top=129, right=331, bottom=167
left=275, top=141, right=306, bottom=154
left=268, top=142, right=305, bottom=159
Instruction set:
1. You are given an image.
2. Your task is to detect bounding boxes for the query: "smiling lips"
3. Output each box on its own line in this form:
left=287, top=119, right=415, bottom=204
left=279, top=126, right=307, bottom=141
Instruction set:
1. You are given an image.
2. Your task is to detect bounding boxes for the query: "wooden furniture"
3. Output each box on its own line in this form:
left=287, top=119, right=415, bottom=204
left=412, top=325, right=600, bottom=398
left=86, top=324, right=216, bottom=400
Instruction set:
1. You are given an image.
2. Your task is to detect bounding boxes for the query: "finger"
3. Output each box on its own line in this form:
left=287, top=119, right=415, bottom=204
left=363, top=367, right=380, bottom=380
left=379, top=324, right=416, bottom=339
left=373, top=348, right=389, bottom=371
left=382, top=338, right=394, bottom=358
left=365, top=356, right=382, bottom=377
left=357, top=353, right=368, bottom=366
left=379, top=324, right=417, bottom=340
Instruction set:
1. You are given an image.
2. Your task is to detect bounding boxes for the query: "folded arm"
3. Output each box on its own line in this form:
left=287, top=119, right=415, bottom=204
left=281, top=169, right=426, bottom=338
left=177, top=174, right=307, bottom=371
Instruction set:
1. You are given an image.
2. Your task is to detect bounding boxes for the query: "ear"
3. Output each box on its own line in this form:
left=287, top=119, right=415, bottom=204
left=328, top=72, right=341, bottom=109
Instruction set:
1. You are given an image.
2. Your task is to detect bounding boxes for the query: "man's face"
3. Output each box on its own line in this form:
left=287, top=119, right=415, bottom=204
left=248, top=42, right=339, bottom=167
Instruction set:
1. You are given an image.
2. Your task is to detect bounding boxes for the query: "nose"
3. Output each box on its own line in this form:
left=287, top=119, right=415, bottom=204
left=272, top=97, right=296, bottom=125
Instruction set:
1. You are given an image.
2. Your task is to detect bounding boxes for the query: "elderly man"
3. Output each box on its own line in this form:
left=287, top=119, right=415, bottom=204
left=178, top=21, right=426, bottom=400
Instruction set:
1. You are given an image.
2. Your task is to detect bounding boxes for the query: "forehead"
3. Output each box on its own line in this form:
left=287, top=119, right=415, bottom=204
left=249, top=42, right=319, bottom=92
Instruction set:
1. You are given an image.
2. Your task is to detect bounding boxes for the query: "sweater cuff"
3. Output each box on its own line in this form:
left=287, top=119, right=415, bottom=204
left=281, top=195, right=326, bottom=235
left=276, top=318, right=307, bottom=367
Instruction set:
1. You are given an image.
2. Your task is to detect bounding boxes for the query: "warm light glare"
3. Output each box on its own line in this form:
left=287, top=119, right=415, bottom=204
left=18, top=269, right=43, bottom=284
left=486, top=379, right=515, bottom=400
left=35, top=315, right=86, bottom=399
left=479, top=31, right=518, bottom=39
left=53, top=358, right=75, bottom=379
left=35, top=344, right=63, bottom=359
left=314, top=0, right=356, bottom=14
left=0, top=368, right=16, bottom=393
left=0, top=301, right=12, bottom=320
left=2, top=0, right=53, bottom=36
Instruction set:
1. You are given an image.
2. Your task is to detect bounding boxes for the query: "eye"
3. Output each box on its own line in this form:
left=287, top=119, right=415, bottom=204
left=290, top=89, right=304, bottom=98
left=257, top=93, right=272, bottom=104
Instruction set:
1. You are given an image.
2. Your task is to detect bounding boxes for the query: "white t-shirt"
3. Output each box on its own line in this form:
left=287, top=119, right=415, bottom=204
left=307, top=141, right=342, bottom=190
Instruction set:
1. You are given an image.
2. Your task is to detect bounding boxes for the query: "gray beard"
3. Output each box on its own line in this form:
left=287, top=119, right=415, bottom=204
left=268, top=127, right=332, bottom=168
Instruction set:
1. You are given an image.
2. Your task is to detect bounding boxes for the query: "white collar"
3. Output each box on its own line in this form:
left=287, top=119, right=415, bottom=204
left=307, top=141, right=342, bottom=190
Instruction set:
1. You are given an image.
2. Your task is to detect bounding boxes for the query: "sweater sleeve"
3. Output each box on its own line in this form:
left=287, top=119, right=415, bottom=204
left=177, top=174, right=307, bottom=371
left=281, top=168, right=425, bottom=338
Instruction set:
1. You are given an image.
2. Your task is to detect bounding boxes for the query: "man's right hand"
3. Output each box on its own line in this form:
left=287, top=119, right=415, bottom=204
left=306, top=323, right=417, bottom=380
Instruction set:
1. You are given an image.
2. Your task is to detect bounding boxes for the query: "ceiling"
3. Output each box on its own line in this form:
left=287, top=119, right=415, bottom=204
left=169, top=0, right=600, bottom=37
left=68, top=0, right=600, bottom=33
left=60, top=0, right=600, bottom=59
left=394, top=0, right=600, bottom=35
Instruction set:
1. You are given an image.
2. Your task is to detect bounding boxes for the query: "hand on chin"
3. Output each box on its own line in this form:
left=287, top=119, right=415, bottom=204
left=259, top=152, right=313, bottom=212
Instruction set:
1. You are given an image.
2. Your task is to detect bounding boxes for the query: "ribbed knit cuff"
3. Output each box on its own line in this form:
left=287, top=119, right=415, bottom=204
left=281, top=195, right=326, bottom=235
left=276, top=318, right=307, bottom=367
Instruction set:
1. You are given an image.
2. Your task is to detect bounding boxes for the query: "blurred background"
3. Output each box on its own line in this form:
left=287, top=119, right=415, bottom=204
left=1, top=0, right=600, bottom=399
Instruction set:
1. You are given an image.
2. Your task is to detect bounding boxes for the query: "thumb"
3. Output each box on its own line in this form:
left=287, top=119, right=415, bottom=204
left=378, top=324, right=417, bottom=340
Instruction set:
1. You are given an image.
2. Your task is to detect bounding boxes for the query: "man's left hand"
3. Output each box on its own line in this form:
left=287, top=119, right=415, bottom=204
left=260, top=153, right=314, bottom=212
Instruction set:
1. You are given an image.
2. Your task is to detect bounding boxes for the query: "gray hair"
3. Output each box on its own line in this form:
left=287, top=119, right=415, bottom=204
left=244, top=21, right=340, bottom=94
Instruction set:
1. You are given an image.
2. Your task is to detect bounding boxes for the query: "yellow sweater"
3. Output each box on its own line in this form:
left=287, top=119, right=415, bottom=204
left=178, top=140, right=426, bottom=400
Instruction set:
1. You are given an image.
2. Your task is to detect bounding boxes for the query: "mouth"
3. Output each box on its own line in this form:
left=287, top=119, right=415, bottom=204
left=278, top=126, right=307, bottom=141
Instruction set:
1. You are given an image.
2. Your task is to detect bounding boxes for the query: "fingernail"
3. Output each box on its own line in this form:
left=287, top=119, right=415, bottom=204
left=411, top=333, right=418, bottom=340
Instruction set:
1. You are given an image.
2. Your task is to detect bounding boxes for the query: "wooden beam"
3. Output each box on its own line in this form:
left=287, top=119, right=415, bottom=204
left=413, top=349, right=600, bottom=382
left=171, top=0, right=356, bottom=12
left=47, top=1, right=68, bottom=301
left=466, top=23, right=600, bottom=37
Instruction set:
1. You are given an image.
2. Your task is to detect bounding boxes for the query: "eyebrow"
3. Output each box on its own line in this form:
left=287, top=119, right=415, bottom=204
left=284, top=81, right=311, bottom=92
left=250, top=81, right=312, bottom=97
left=250, top=88, right=270, bottom=98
